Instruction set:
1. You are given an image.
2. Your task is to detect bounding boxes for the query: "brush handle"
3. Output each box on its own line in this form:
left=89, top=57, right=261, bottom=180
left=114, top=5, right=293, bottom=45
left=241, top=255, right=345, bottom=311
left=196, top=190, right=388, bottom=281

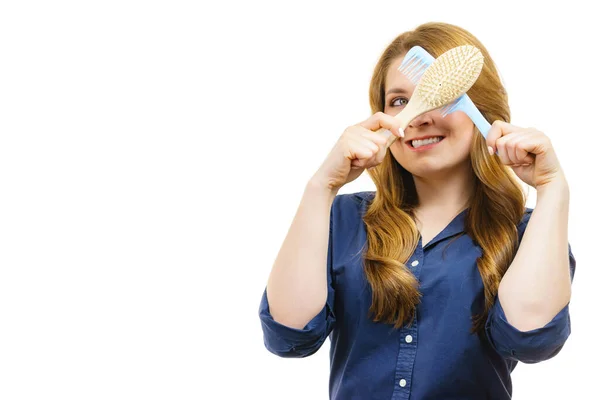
left=461, top=96, right=492, bottom=138
left=375, top=98, right=426, bottom=148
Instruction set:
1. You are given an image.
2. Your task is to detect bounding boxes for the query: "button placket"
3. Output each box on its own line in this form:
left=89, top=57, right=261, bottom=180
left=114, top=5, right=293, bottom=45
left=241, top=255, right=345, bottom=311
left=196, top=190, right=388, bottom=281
left=392, top=324, right=418, bottom=399
left=391, top=248, right=422, bottom=399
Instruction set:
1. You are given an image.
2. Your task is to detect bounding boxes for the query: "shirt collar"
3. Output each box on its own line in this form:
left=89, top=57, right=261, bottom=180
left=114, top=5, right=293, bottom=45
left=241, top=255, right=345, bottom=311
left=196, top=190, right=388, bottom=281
left=355, top=191, right=468, bottom=249
left=423, top=207, right=468, bottom=249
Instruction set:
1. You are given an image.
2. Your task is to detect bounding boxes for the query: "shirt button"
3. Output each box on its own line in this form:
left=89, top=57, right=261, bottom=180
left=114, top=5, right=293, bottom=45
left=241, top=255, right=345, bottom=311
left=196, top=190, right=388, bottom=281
left=405, top=335, right=413, bottom=343
left=399, top=379, right=407, bottom=387
left=411, top=260, right=419, bottom=267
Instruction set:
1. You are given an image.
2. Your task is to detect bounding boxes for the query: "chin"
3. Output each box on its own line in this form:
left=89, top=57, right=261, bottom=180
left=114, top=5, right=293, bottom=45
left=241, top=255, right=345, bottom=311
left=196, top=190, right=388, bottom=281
left=406, top=162, right=454, bottom=177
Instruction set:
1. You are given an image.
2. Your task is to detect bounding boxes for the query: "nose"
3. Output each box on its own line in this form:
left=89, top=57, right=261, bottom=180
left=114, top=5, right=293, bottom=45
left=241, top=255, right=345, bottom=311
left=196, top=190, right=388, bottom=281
left=407, top=111, right=434, bottom=128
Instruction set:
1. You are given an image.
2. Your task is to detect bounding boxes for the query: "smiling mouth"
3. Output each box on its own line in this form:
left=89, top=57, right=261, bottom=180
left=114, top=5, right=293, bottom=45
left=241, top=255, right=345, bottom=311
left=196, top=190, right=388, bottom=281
left=408, top=137, right=445, bottom=149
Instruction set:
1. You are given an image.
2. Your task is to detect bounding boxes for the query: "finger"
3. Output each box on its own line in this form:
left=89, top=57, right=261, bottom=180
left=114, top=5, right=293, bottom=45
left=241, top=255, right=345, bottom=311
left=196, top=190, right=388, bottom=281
left=514, top=131, right=550, bottom=157
left=354, top=155, right=375, bottom=169
left=502, top=135, right=522, bottom=166
left=498, top=135, right=536, bottom=167
left=351, top=158, right=366, bottom=168
left=354, top=144, right=388, bottom=169
left=347, top=139, right=377, bottom=161
left=359, top=130, right=389, bottom=147
left=353, top=136, right=380, bottom=154
left=359, top=112, right=404, bottom=138
left=375, top=142, right=388, bottom=164
left=487, top=120, right=521, bottom=154
left=510, top=135, right=536, bottom=165
left=365, top=153, right=385, bottom=170
left=495, top=136, right=514, bottom=166
left=353, top=152, right=379, bottom=169
left=351, top=158, right=369, bottom=170
left=354, top=135, right=379, bottom=152
left=500, top=129, right=542, bottom=165
left=368, top=144, right=388, bottom=168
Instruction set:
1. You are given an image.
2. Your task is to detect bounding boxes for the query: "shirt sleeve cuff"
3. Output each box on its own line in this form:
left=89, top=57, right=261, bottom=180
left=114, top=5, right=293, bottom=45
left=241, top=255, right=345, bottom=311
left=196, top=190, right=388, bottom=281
left=258, top=288, right=334, bottom=358
left=485, top=297, right=571, bottom=364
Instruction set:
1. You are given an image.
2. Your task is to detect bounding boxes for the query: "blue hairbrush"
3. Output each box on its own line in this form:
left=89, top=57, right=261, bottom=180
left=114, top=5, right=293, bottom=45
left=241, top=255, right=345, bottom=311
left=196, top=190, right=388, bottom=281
left=399, top=46, right=492, bottom=139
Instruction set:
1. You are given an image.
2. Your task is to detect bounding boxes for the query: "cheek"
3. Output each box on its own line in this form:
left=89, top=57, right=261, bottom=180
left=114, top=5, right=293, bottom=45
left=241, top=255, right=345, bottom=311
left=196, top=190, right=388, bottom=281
left=388, top=142, right=405, bottom=164
left=443, top=111, right=472, bottom=125
left=451, top=131, right=476, bottom=157
left=437, top=112, right=474, bottom=137
left=390, top=140, right=405, bottom=155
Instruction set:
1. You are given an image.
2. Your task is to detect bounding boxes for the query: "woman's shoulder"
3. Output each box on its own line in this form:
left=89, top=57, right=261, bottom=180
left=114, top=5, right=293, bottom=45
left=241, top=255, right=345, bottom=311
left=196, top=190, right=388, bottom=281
left=330, top=190, right=375, bottom=227
left=334, top=190, right=375, bottom=207
left=332, top=190, right=375, bottom=215
left=328, top=191, right=374, bottom=254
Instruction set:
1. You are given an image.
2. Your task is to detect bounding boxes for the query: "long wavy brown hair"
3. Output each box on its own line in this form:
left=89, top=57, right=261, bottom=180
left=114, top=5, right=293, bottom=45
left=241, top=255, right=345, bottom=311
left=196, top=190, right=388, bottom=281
left=363, top=22, right=527, bottom=334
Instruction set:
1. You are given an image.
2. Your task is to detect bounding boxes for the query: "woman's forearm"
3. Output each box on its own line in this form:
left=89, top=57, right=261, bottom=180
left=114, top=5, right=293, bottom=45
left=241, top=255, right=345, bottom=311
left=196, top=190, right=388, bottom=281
left=497, top=176, right=571, bottom=331
left=266, top=179, right=337, bottom=329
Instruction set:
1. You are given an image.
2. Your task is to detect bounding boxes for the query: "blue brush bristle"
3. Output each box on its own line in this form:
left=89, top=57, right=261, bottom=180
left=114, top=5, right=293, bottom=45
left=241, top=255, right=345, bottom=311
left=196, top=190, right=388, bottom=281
left=398, top=46, right=435, bottom=85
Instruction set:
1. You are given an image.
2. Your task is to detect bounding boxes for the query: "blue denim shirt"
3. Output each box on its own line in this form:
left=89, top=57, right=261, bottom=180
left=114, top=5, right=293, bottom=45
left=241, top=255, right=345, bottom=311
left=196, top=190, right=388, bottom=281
left=259, top=191, right=575, bottom=399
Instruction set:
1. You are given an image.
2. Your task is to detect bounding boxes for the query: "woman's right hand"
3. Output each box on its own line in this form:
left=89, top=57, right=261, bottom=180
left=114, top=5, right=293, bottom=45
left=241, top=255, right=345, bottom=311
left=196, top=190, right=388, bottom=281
left=311, top=112, right=405, bottom=192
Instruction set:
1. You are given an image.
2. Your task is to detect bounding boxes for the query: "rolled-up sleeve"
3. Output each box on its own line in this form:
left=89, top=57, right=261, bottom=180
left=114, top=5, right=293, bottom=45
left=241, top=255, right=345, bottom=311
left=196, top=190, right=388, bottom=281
left=485, top=242, right=576, bottom=364
left=258, top=287, right=336, bottom=358
left=258, top=197, right=338, bottom=358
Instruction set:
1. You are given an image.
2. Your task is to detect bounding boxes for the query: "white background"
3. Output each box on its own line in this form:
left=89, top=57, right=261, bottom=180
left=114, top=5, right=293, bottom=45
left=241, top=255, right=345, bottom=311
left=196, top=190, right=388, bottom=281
left=0, top=0, right=597, bottom=399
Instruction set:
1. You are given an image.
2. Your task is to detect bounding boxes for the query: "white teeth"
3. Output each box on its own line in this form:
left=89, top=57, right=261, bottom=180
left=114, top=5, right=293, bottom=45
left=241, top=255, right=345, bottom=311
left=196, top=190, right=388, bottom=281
left=412, top=137, right=443, bottom=148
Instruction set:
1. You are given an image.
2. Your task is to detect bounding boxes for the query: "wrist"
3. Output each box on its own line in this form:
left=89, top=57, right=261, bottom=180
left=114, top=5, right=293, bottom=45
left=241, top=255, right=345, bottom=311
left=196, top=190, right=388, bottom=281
left=536, top=177, right=570, bottom=205
left=307, top=176, right=339, bottom=199
left=536, top=173, right=569, bottom=200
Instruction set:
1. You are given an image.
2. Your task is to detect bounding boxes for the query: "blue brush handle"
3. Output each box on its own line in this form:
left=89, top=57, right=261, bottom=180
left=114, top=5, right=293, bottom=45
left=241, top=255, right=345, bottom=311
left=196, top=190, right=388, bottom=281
left=459, top=95, right=492, bottom=139
left=458, top=96, right=497, bottom=155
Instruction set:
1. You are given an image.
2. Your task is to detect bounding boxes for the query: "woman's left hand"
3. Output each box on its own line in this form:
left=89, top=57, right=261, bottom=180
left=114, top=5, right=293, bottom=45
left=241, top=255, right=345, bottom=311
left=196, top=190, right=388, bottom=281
left=486, top=121, right=564, bottom=189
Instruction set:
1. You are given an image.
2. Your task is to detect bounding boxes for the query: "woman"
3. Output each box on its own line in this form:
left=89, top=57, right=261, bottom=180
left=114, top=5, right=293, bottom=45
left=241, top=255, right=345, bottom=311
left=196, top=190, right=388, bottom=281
left=258, top=22, right=575, bottom=399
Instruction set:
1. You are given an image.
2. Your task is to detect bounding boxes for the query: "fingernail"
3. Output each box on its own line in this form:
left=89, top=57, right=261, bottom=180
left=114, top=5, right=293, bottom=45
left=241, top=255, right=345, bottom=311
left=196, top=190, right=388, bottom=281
left=487, top=146, right=494, bottom=155
left=398, top=128, right=404, bottom=138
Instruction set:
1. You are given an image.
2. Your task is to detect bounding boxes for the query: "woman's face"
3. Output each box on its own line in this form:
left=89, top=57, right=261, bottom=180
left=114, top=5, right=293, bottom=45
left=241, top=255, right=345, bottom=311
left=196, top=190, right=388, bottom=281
left=383, top=55, right=476, bottom=179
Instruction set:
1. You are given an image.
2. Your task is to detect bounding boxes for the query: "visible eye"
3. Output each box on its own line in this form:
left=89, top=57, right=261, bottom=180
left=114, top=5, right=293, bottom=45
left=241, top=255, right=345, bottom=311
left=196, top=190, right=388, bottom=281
left=390, top=97, right=409, bottom=107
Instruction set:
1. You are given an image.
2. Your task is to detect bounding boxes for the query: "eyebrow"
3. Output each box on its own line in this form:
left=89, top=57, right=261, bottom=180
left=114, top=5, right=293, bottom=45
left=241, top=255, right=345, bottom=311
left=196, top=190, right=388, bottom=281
left=385, top=87, right=409, bottom=98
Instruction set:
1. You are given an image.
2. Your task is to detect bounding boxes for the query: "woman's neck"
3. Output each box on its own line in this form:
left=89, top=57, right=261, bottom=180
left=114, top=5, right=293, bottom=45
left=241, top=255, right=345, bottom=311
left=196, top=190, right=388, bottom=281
left=412, top=169, right=475, bottom=215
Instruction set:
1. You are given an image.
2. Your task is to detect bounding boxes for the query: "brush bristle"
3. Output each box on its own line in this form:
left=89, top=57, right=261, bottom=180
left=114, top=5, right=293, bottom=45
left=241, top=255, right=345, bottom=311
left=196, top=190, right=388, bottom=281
left=398, top=46, right=434, bottom=85
left=416, top=45, right=484, bottom=108
left=399, top=57, right=428, bottom=85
